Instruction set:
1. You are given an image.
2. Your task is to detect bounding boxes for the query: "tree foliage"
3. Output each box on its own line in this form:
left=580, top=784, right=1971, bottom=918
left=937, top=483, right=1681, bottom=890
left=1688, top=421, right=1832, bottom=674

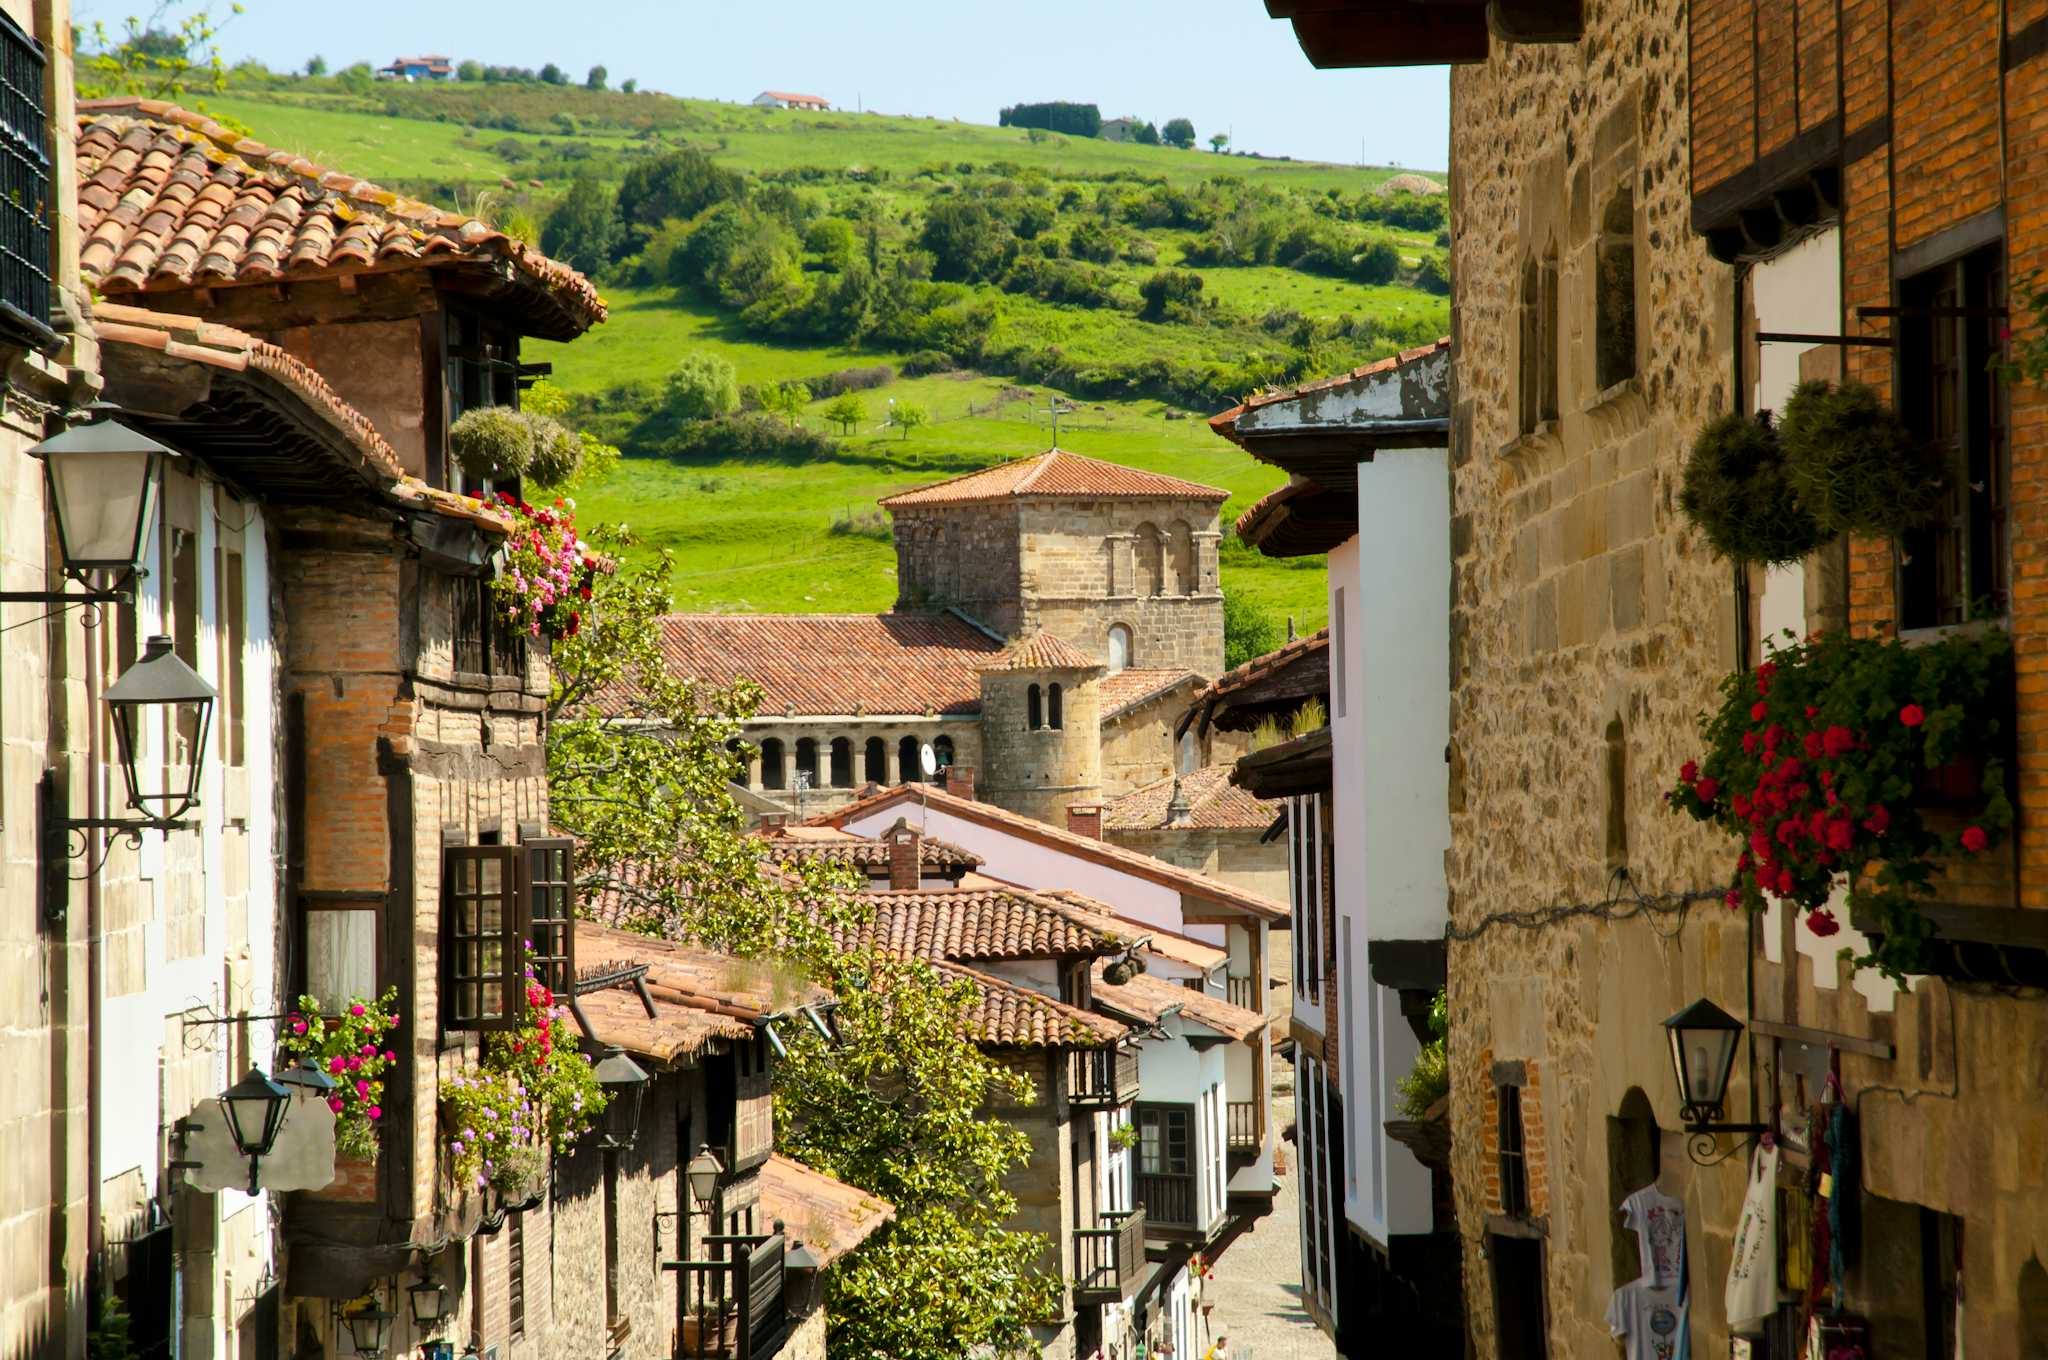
left=762, top=380, right=812, bottom=428
left=304, top=54, right=326, bottom=77
left=539, top=62, right=567, bottom=85
left=823, top=392, right=868, bottom=435
left=889, top=401, right=928, bottom=439
left=585, top=64, right=608, bottom=90
left=997, top=100, right=1101, bottom=138
left=1223, top=590, right=1283, bottom=671
left=78, top=3, right=241, bottom=103
left=662, top=351, right=742, bottom=422
left=918, top=200, right=1017, bottom=284
left=617, top=149, right=747, bottom=252
left=1161, top=117, right=1196, bottom=149
left=540, top=174, right=622, bottom=275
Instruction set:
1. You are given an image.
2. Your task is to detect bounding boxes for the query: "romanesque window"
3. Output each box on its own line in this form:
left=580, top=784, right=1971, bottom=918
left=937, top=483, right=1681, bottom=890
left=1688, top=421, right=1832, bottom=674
left=1604, top=718, right=1629, bottom=871
left=898, top=735, right=920, bottom=784
left=1027, top=684, right=1044, bottom=731
left=1596, top=189, right=1637, bottom=390
left=1107, top=624, right=1132, bottom=673
left=931, top=735, right=955, bottom=781
left=1519, top=248, right=1560, bottom=434
left=865, top=737, right=888, bottom=783
left=1898, top=243, right=2009, bottom=629
left=1166, top=521, right=1195, bottom=595
left=1135, top=522, right=1164, bottom=597
left=1048, top=683, right=1064, bottom=730
left=829, top=736, right=854, bottom=787
left=795, top=737, right=820, bottom=789
left=758, top=737, right=786, bottom=789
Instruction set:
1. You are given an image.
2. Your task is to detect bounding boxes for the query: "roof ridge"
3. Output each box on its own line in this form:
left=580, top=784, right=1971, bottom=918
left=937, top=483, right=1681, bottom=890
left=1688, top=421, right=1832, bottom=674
left=1011, top=449, right=1059, bottom=493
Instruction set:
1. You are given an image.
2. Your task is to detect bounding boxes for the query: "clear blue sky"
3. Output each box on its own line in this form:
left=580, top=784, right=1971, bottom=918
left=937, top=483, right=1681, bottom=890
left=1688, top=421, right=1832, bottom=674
left=77, top=0, right=1450, bottom=172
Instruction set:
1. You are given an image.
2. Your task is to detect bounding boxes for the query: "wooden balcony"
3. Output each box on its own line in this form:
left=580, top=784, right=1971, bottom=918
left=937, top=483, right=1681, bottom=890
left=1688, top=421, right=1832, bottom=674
left=1225, top=974, right=1259, bottom=1013
left=1069, top=1045, right=1141, bottom=1108
left=667, top=1231, right=788, bottom=1360
left=1227, top=1101, right=1260, bottom=1156
left=1137, top=1172, right=1195, bottom=1229
left=1072, top=1208, right=1146, bottom=1305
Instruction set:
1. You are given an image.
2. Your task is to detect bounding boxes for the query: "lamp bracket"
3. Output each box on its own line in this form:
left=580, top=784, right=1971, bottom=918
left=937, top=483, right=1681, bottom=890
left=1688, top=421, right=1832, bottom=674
left=1682, top=1122, right=1770, bottom=1168
left=0, top=588, right=127, bottom=605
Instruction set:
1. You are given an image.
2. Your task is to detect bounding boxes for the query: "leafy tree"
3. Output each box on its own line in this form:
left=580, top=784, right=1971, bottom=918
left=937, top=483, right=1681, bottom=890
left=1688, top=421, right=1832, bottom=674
left=1133, top=120, right=1161, bottom=146
left=1209, top=132, right=1231, bottom=154
left=804, top=217, right=859, bottom=272
left=539, top=62, right=567, bottom=85
left=335, top=62, right=373, bottom=96
left=539, top=175, right=621, bottom=275
left=662, top=352, right=741, bottom=422
left=1223, top=590, right=1283, bottom=671
left=918, top=200, right=1016, bottom=284
left=998, top=100, right=1101, bottom=138
left=585, top=64, right=608, bottom=90
left=1162, top=117, right=1196, bottom=149
left=1416, top=251, right=1451, bottom=295
left=823, top=392, right=868, bottom=436
left=775, top=951, right=1062, bottom=1360
left=1139, top=268, right=1205, bottom=322
left=457, top=59, right=484, bottom=82
left=78, top=4, right=238, bottom=102
left=889, top=400, right=928, bottom=439
left=762, top=380, right=812, bottom=429
left=1352, top=240, right=1401, bottom=284
left=621, top=78, right=639, bottom=94
left=617, top=150, right=747, bottom=251
left=305, top=54, right=327, bottom=77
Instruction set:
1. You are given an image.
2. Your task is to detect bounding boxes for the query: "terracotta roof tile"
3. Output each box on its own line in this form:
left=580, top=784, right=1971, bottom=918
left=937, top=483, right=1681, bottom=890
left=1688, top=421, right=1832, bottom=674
left=939, top=961, right=1124, bottom=1048
left=976, top=631, right=1101, bottom=672
left=1030, top=890, right=1228, bottom=971
left=1189, top=630, right=1329, bottom=709
left=1209, top=336, right=1453, bottom=444
left=759, top=825, right=982, bottom=873
left=827, top=886, right=1128, bottom=962
left=654, top=612, right=1002, bottom=717
left=1092, top=967, right=1267, bottom=1041
left=1104, top=764, right=1280, bottom=832
left=880, top=449, right=1229, bottom=508
left=574, top=921, right=829, bottom=1020
left=761, top=1156, right=893, bottom=1268
left=75, top=101, right=605, bottom=338
left=1099, top=668, right=1202, bottom=721
left=814, top=784, right=1288, bottom=921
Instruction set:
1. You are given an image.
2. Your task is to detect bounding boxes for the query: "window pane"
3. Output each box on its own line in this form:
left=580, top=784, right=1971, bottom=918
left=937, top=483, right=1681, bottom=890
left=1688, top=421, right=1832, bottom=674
left=307, top=910, right=376, bottom=1007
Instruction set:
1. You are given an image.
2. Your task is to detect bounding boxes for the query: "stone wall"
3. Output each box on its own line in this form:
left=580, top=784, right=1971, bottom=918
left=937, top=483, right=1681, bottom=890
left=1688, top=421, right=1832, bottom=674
left=977, top=669, right=1102, bottom=826
left=989, top=1047, right=1089, bottom=1360
left=1444, top=6, right=1754, bottom=1353
left=892, top=502, right=1024, bottom=629
left=1102, top=826, right=1287, bottom=905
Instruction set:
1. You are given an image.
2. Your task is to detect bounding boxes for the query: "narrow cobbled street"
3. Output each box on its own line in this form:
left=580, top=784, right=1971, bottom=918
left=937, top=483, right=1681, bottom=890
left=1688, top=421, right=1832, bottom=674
left=1199, top=1094, right=1334, bottom=1360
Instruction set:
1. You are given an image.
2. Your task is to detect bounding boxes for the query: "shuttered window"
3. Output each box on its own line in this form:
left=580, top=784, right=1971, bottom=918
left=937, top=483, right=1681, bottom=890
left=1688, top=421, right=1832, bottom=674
left=525, top=838, right=576, bottom=996
left=443, top=846, right=524, bottom=1031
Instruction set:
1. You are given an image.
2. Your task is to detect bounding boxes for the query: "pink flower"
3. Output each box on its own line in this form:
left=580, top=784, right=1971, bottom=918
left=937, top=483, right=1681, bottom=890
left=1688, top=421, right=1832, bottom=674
left=349, top=1004, right=367, bottom=1017
left=290, top=1018, right=308, bottom=1034
left=1900, top=704, right=1925, bottom=727
left=329, top=1056, right=346, bottom=1073
left=359, top=1043, right=375, bottom=1056
left=355, top=1080, right=371, bottom=1097
left=347, top=1056, right=363, bottom=1071
left=1961, top=825, right=1989, bottom=853
left=328, top=1097, right=346, bottom=1113
left=366, top=1105, right=383, bottom=1120
left=383, top=1051, right=397, bottom=1063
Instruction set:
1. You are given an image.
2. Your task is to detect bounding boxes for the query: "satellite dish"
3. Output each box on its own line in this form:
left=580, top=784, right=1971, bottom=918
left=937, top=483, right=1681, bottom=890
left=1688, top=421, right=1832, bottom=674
left=919, top=743, right=938, bottom=777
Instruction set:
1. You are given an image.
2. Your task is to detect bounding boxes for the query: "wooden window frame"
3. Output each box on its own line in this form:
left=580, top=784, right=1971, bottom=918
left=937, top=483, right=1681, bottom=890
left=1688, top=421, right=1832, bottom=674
left=525, top=837, right=577, bottom=998
left=1498, top=1082, right=1529, bottom=1218
left=442, top=845, right=526, bottom=1033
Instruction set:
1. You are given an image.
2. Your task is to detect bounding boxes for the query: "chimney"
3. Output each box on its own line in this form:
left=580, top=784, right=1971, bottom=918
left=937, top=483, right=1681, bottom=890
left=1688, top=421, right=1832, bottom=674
left=943, top=764, right=976, bottom=802
left=885, top=817, right=922, bottom=891
left=1067, top=803, right=1104, bottom=839
left=759, top=812, right=789, bottom=833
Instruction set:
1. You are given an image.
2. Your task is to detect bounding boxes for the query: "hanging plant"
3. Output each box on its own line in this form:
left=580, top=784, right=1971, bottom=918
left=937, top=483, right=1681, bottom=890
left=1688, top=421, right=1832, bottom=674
left=1779, top=380, right=1946, bottom=538
left=1667, top=627, right=2014, bottom=981
left=1679, top=410, right=1827, bottom=566
left=490, top=491, right=604, bottom=642
left=441, top=960, right=607, bottom=1195
left=276, top=988, right=401, bottom=1161
left=450, top=406, right=536, bottom=482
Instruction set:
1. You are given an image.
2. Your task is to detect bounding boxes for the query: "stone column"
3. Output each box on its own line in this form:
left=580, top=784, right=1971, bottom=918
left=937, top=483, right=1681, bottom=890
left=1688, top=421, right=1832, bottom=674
left=1192, top=529, right=1222, bottom=594
left=1105, top=533, right=1136, bottom=598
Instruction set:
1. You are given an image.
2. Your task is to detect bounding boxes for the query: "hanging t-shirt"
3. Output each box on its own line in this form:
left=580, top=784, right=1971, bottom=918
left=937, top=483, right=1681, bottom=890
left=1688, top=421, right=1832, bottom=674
left=1607, top=1279, right=1689, bottom=1360
left=1725, top=1144, right=1780, bottom=1331
left=1623, top=1184, right=1687, bottom=1288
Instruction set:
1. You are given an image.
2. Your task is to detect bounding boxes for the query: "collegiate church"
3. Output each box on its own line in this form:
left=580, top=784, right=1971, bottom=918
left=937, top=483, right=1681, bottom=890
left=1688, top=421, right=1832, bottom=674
left=660, top=448, right=1252, bottom=838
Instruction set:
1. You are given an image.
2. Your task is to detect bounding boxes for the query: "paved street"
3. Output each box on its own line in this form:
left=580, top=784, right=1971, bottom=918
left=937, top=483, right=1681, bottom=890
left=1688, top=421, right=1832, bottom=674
left=1199, top=1094, right=1335, bottom=1360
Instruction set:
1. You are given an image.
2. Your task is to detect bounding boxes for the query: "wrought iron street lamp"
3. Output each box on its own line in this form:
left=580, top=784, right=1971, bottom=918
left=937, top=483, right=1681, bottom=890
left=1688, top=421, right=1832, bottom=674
left=593, top=1047, right=651, bottom=1150
left=407, top=1276, right=450, bottom=1334
left=0, top=414, right=175, bottom=604
left=105, top=635, right=216, bottom=824
left=218, top=1066, right=292, bottom=1195
left=1663, top=997, right=1767, bottom=1162
left=276, top=1057, right=339, bottom=1095
left=686, top=1144, right=726, bottom=1210
left=339, top=1298, right=396, bottom=1357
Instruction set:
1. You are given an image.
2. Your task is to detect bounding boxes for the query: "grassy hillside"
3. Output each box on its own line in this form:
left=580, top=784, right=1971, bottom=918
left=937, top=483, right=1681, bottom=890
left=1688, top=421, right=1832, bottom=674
left=198, top=77, right=1451, bottom=632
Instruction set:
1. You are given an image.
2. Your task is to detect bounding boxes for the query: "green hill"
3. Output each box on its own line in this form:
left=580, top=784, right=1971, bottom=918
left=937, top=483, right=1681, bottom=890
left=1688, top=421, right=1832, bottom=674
left=202, top=76, right=1451, bottom=631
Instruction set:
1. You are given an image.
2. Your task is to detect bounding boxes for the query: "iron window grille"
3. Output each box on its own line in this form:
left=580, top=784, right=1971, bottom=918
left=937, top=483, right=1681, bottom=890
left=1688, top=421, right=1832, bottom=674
left=0, top=11, right=50, bottom=351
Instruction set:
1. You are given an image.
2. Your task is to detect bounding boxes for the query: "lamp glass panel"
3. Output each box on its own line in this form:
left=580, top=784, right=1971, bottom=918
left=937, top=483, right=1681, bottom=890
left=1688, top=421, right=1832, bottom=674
left=1678, top=1025, right=1739, bottom=1108
left=47, top=447, right=155, bottom=577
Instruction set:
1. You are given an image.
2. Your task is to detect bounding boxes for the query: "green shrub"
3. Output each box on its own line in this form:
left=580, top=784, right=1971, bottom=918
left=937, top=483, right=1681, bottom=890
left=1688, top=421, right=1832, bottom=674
left=1395, top=990, right=1449, bottom=1119
left=1779, top=380, right=1946, bottom=537
left=663, top=351, right=741, bottom=422
left=449, top=407, right=536, bottom=481
left=1415, top=252, right=1451, bottom=295
left=664, top=413, right=838, bottom=463
left=1680, top=411, right=1827, bottom=566
left=1223, top=591, right=1281, bottom=670
left=1139, top=268, right=1204, bottom=323
left=901, top=349, right=956, bottom=376
left=1352, top=240, right=1401, bottom=284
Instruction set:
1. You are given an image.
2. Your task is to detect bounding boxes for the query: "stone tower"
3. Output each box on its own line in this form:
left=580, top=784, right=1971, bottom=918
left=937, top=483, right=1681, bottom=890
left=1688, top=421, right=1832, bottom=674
left=973, top=632, right=1105, bottom=825
left=881, top=449, right=1229, bottom=677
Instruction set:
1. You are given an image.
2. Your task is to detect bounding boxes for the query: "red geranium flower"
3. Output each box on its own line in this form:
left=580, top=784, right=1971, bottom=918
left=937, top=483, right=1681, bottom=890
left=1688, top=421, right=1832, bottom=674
left=1863, top=805, right=1891, bottom=835
left=1750, top=700, right=1769, bottom=722
left=1961, top=825, right=1989, bottom=853
left=1900, top=704, right=1925, bottom=727
left=1805, top=909, right=1840, bottom=938
left=1694, top=778, right=1719, bottom=802
left=1823, top=726, right=1856, bottom=758
left=1680, top=760, right=1699, bottom=784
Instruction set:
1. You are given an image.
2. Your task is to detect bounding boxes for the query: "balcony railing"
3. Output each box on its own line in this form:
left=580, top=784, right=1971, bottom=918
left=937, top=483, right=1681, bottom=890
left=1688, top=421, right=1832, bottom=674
left=667, top=1231, right=788, bottom=1360
left=1225, top=973, right=1259, bottom=1013
left=1137, top=1172, right=1195, bottom=1228
left=1069, top=1045, right=1141, bottom=1108
left=1072, top=1208, right=1146, bottom=1304
left=1227, top=1101, right=1260, bottom=1155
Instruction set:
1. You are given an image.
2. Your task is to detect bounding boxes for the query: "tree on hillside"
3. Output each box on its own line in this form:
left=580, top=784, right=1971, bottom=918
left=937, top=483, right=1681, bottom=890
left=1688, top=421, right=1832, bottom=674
left=539, top=175, right=622, bottom=275
left=1134, top=120, right=1161, bottom=145
left=889, top=401, right=928, bottom=439
left=918, top=200, right=1016, bottom=284
left=997, top=100, right=1102, bottom=137
left=540, top=62, right=567, bottom=85
left=622, top=78, right=639, bottom=94
left=457, top=59, right=483, bottom=81
left=1352, top=240, right=1401, bottom=284
left=1223, top=591, right=1283, bottom=671
left=616, top=149, right=747, bottom=256
left=663, top=352, right=742, bottom=423
left=1209, top=132, right=1230, bottom=154
left=823, top=392, right=868, bottom=436
left=774, top=951, right=1062, bottom=1360
left=304, top=54, right=326, bottom=76
left=763, top=381, right=812, bottom=429
left=585, top=65, right=607, bottom=90
left=78, top=5, right=233, bottom=102
left=1139, top=268, right=1204, bottom=322
left=1162, top=117, right=1196, bottom=149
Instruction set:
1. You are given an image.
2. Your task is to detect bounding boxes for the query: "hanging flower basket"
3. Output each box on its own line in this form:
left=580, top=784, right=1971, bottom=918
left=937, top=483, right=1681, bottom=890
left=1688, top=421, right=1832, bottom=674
left=1778, top=380, right=1946, bottom=538
left=1679, top=410, right=1827, bottom=566
left=275, top=988, right=401, bottom=1162
left=1667, top=627, right=2014, bottom=981
left=489, top=492, right=605, bottom=643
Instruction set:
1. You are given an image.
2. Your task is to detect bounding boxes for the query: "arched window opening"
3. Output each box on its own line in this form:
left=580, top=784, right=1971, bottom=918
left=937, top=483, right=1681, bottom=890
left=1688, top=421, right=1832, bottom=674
left=864, top=737, right=888, bottom=784
left=1134, top=522, right=1164, bottom=597
left=898, top=735, right=921, bottom=784
left=1520, top=248, right=1560, bottom=433
left=931, top=735, right=955, bottom=783
left=1027, top=684, right=1044, bottom=731
left=1604, top=718, right=1629, bottom=871
left=759, top=738, right=786, bottom=790
left=1179, top=729, right=1199, bottom=774
left=1048, top=683, right=1064, bottom=730
left=1166, top=521, right=1195, bottom=596
left=1597, top=189, right=1637, bottom=390
left=795, top=737, right=819, bottom=789
left=1605, top=1088, right=1661, bottom=1290
left=1107, top=624, right=1132, bottom=673
left=830, top=736, right=854, bottom=788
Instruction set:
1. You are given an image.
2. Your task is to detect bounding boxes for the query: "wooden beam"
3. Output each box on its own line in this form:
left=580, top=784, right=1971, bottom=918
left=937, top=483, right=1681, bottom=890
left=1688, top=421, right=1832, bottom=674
left=1749, top=1017, right=1894, bottom=1061
left=1290, top=9, right=1492, bottom=66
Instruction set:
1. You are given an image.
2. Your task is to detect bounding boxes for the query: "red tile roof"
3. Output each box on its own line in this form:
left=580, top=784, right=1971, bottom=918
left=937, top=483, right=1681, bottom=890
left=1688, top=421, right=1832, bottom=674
left=1104, top=763, right=1280, bottom=832
left=977, top=632, right=1101, bottom=673
left=880, top=449, right=1229, bottom=508
left=1208, top=337, right=1453, bottom=445
left=759, top=824, right=982, bottom=873
left=1189, top=629, right=1329, bottom=709
left=1092, top=967, right=1267, bottom=1041
left=761, top=1156, right=893, bottom=1268
left=939, top=961, right=1125, bottom=1048
left=575, top=921, right=829, bottom=1021
left=1030, top=890, right=1229, bottom=971
left=657, top=612, right=1002, bottom=717
left=75, top=100, right=606, bottom=339
left=815, top=784, right=1288, bottom=921
left=1100, top=668, right=1202, bottom=721
left=829, top=886, right=1129, bottom=962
